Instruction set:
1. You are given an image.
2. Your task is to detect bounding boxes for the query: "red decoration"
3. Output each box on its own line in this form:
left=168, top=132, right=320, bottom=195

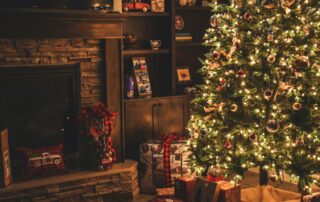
left=249, top=133, right=257, bottom=141
left=159, top=133, right=185, bottom=187
left=16, top=144, right=65, bottom=179
left=224, top=140, right=232, bottom=149
left=207, top=175, right=224, bottom=182
left=244, top=11, right=252, bottom=21
left=78, top=103, right=117, bottom=170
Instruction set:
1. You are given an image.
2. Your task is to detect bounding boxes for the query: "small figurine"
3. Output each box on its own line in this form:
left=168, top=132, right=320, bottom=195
left=123, top=0, right=151, bottom=12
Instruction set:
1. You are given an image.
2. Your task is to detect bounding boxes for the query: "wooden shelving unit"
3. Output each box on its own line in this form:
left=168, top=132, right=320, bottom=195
left=122, top=11, right=170, bottom=17
left=176, top=6, right=211, bottom=11
left=123, top=49, right=170, bottom=56
left=176, top=41, right=203, bottom=47
left=174, top=3, right=212, bottom=88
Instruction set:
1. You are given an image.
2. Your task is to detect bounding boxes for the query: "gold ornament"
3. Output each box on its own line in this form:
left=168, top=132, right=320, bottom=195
left=267, top=55, right=276, bottom=63
left=281, top=0, right=295, bottom=7
left=264, top=4, right=276, bottom=9
left=247, top=0, right=256, bottom=5
left=210, top=16, right=218, bottom=28
left=292, top=102, right=302, bottom=111
left=230, top=104, right=238, bottom=112
left=267, top=34, right=274, bottom=42
left=266, top=120, right=280, bottom=133
left=209, top=63, right=220, bottom=70
left=303, top=25, right=310, bottom=36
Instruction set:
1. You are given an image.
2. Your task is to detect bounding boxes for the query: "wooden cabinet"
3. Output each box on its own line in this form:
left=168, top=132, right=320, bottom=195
left=124, top=95, right=189, bottom=160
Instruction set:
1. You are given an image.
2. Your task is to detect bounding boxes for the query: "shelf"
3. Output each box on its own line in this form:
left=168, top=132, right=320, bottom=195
left=176, top=42, right=203, bottom=47
left=176, top=6, right=211, bottom=12
left=122, top=11, right=170, bottom=17
left=123, top=49, right=170, bottom=56
left=124, top=94, right=190, bottom=103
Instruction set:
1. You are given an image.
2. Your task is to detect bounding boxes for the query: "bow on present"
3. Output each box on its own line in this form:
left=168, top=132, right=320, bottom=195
left=159, top=132, right=185, bottom=187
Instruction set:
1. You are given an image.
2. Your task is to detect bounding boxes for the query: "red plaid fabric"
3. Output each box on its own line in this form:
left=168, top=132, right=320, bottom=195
left=16, top=144, right=65, bottom=179
left=160, top=133, right=184, bottom=187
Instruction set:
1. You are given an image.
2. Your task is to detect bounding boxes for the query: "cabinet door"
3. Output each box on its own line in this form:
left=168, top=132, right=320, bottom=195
left=124, top=100, right=158, bottom=160
left=156, top=97, right=189, bottom=136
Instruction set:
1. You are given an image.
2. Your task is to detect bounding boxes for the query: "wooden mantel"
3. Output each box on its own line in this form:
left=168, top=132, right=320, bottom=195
left=0, top=8, right=127, bottom=161
left=0, top=8, right=126, bottom=39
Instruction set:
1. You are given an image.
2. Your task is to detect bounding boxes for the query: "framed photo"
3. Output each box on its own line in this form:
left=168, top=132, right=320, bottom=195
left=151, top=0, right=165, bottom=12
left=132, top=57, right=152, bottom=98
left=177, top=67, right=191, bottom=84
left=0, top=129, right=12, bottom=187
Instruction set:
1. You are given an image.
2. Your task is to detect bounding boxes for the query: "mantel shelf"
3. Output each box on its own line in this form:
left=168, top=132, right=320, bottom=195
left=122, top=12, right=170, bottom=17
left=123, top=49, right=170, bottom=56
left=0, top=8, right=126, bottom=39
left=176, top=6, right=211, bottom=12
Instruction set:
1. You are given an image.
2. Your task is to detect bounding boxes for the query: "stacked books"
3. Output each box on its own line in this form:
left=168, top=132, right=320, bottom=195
left=176, top=32, right=192, bottom=42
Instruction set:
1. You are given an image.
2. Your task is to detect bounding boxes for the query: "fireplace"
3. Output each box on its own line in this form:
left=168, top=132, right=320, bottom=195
left=0, top=64, right=80, bottom=153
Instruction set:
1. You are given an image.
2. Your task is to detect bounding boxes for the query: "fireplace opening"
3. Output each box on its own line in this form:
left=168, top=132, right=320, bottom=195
left=0, top=63, right=80, bottom=177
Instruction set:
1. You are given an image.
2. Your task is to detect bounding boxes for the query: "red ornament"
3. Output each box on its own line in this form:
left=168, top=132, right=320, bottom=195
left=212, top=51, right=221, bottom=59
left=249, top=133, right=257, bottom=141
left=295, top=138, right=304, bottom=146
left=244, top=11, right=253, bottom=21
left=224, top=140, right=232, bottom=149
left=237, top=69, right=245, bottom=77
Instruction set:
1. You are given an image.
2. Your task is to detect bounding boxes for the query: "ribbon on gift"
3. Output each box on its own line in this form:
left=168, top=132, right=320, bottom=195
left=159, top=132, right=185, bottom=187
left=207, top=175, right=224, bottom=182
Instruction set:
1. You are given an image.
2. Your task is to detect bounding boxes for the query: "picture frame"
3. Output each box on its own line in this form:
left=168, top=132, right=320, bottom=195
left=176, top=66, right=191, bottom=84
left=132, top=57, right=152, bottom=98
left=151, top=0, right=165, bottom=12
left=0, top=129, right=12, bottom=187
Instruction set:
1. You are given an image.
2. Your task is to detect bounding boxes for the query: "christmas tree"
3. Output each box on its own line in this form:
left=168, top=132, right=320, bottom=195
left=187, top=0, right=320, bottom=194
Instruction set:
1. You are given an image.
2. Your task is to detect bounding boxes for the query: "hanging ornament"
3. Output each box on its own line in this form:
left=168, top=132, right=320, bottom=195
left=279, top=82, right=291, bottom=91
left=292, top=102, right=302, bottom=111
left=212, top=50, right=221, bottom=59
left=209, top=62, right=220, bottom=70
left=210, top=15, right=218, bottom=28
left=224, top=140, right=232, bottom=149
left=232, top=36, right=241, bottom=49
left=249, top=133, right=257, bottom=141
left=267, top=55, right=276, bottom=63
left=281, top=0, right=295, bottom=7
left=267, top=34, right=274, bottom=42
left=295, top=56, right=310, bottom=71
left=303, top=25, right=310, bottom=36
left=244, top=11, right=252, bottom=21
left=295, top=138, right=304, bottom=146
left=247, top=0, right=256, bottom=5
left=264, top=90, right=273, bottom=100
left=237, top=69, right=245, bottom=77
left=230, top=104, right=238, bottom=112
left=264, top=3, right=276, bottom=9
left=266, top=119, right=280, bottom=133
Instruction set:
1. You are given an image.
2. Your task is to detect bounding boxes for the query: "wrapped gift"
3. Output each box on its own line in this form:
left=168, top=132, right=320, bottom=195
left=217, top=181, right=241, bottom=202
left=139, top=134, right=192, bottom=193
left=174, top=177, right=196, bottom=202
left=241, top=185, right=300, bottom=202
left=189, top=178, right=219, bottom=202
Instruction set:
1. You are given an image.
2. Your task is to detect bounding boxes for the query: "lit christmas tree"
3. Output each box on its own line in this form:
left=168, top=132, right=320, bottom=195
left=187, top=0, right=320, bottom=195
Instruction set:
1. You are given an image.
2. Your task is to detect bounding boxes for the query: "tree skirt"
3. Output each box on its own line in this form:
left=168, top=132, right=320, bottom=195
left=241, top=185, right=301, bottom=202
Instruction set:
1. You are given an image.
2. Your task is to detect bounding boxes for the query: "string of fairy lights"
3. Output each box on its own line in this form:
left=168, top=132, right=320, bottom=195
left=187, top=0, right=320, bottom=193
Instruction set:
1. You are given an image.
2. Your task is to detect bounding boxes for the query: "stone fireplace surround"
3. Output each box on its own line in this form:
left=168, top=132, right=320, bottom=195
left=0, top=8, right=139, bottom=201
